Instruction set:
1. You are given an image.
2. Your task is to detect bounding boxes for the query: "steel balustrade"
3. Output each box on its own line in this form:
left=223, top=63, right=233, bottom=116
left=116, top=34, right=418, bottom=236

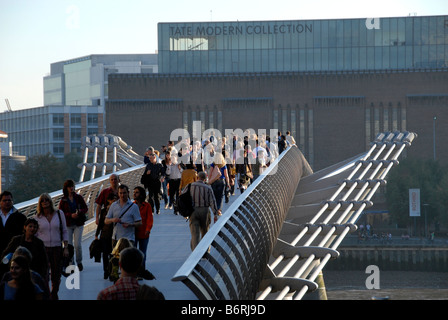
left=79, top=134, right=144, bottom=182
left=15, top=134, right=146, bottom=221
left=15, top=164, right=146, bottom=220
left=13, top=131, right=416, bottom=300
left=260, top=131, right=416, bottom=300
left=172, top=146, right=312, bottom=299
left=172, top=131, right=416, bottom=300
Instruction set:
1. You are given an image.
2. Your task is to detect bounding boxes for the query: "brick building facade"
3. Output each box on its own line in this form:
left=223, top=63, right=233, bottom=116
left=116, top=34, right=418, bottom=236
left=106, top=70, right=448, bottom=171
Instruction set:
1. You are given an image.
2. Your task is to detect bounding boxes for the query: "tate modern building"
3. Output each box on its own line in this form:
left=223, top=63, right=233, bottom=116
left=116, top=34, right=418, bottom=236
left=107, top=15, right=448, bottom=170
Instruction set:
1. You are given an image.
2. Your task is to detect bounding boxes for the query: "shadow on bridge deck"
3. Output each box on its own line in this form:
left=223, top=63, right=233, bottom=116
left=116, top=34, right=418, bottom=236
left=58, top=194, right=239, bottom=300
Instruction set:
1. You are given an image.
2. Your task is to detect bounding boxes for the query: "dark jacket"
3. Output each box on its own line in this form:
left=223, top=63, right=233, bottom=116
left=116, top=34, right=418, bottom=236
left=0, top=208, right=26, bottom=255
left=58, top=193, right=88, bottom=227
left=89, top=239, right=103, bottom=263
left=1, top=234, right=48, bottom=279
left=142, top=161, right=166, bottom=187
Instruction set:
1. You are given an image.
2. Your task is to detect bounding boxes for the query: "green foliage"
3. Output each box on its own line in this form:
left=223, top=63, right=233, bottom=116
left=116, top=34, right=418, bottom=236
left=386, top=158, right=448, bottom=228
left=9, top=152, right=82, bottom=203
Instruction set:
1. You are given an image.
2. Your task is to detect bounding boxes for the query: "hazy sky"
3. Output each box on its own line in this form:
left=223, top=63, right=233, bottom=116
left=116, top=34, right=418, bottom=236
left=0, top=0, right=446, bottom=111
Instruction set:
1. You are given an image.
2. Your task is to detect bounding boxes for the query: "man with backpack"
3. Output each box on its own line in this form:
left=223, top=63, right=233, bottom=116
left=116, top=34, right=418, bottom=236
left=188, top=172, right=221, bottom=251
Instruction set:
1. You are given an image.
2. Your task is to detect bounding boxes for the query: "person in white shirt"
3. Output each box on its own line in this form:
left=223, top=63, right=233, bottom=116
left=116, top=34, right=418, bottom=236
left=286, top=131, right=297, bottom=147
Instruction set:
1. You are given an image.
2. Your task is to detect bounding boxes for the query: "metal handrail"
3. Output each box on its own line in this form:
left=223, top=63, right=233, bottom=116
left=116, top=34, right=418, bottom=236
left=172, top=146, right=310, bottom=299
left=15, top=134, right=145, bottom=219
left=15, top=163, right=145, bottom=218
left=262, top=131, right=416, bottom=300
left=171, top=131, right=416, bottom=300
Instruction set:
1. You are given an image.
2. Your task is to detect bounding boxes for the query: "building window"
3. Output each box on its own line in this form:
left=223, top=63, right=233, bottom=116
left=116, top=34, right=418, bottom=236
left=273, top=109, right=278, bottom=132
left=365, top=103, right=406, bottom=148
left=53, top=128, right=64, bottom=141
left=308, top=108, right=314, bottom=166
left=217, top=110, right=223, bottom=133
left=200, top=110, right=206, bottom=132
left=208, top=110, right=214, bottom=129
left=71, top=128, right=81, bottom=141
left=183, top=111, right=188, bottom=131
left=299, top=108, right=305, bottom=152
left=71, top=114, right=82, bottom=126
left=87, top=114, right=98, bottom=126
left=290, top=109, right=296, bottom=138
left=88, top=127, right=98, bottom=135
left=53, top=114, right=64, bottom=126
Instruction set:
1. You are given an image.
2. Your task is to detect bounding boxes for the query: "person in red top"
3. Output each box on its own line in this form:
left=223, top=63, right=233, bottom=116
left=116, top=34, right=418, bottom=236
left=133, top=186, right=155, bottom=280
left=97, top=247, right=143, bottom=300
left=95, top=174, right=120, bottom=225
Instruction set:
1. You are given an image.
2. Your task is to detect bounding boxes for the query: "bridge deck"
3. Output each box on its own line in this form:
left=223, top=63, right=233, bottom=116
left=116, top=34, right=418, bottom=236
left=58, top=195, right=238, bottom=300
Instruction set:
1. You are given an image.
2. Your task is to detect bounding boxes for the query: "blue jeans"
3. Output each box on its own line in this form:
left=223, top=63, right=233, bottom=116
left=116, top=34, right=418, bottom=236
left=162, top=179, right=168, bottom=204
left=67, top=225, right=84, bottom=265
left=136, top=237, right=149, bottom=268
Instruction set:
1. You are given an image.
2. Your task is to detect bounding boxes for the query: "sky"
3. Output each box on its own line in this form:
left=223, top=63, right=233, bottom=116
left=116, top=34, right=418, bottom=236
left=0, top=0, right=447, bottom=111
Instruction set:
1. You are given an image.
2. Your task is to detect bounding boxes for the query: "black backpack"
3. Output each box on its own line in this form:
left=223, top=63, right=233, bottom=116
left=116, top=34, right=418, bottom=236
left=176, top=183, right=194, bottom=217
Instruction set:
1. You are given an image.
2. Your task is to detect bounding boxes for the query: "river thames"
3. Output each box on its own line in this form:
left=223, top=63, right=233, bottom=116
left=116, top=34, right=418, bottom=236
left=324, top=270, right=448, bottom=300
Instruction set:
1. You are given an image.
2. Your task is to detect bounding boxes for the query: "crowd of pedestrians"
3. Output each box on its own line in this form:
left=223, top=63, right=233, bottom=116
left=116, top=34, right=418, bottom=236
left=0, top=130, right=296, bottom=300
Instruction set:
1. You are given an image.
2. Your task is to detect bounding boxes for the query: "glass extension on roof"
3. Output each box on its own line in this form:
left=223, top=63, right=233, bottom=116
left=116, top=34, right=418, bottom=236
left=158, top=16, right=448, bottom=73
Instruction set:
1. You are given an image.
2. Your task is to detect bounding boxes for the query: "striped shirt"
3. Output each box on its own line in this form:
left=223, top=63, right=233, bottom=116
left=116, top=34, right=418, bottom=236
left=189, top=180, right=219, bottom=215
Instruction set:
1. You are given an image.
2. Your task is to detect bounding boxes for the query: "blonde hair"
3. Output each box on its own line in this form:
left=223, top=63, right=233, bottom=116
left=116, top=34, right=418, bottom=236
left=213, top=152, right=226, bottom=168
left=36, top=193, right=56, bottom=216
left=111, top=238, right=133, bottom=256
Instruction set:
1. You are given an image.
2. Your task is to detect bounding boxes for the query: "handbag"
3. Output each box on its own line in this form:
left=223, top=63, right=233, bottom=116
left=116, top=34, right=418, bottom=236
left=208, top=165, right=222, bottom=185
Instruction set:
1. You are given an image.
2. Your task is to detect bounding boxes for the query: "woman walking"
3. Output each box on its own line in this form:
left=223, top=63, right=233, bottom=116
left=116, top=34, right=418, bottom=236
left=208, top=153, right=230, bottom=210
left=0, top=255, right=43, bottom=300
left=166, top=152, right=182, bottom=214
left=59, top=179, right=88, bottom=271
left=34, top=193, right=69, bottom=300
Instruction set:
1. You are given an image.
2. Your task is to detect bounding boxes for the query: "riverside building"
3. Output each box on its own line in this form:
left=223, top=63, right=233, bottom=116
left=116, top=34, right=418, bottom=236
left=106, top=15, right=448, bottom=170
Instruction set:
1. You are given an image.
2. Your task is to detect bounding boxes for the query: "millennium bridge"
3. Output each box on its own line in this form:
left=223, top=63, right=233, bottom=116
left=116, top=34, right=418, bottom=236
left=15, top=131, right=416, bottom=300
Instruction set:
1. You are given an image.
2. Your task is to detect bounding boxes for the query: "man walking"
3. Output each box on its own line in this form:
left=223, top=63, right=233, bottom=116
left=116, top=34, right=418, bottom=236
left=97, top=247, right=145, bottom=300
left=0, top=191, right=26, bottom=278
left=105, top=185, right=142, bottom=247
left=95, top=174, right=120, bottom=225
left=142, top=152, right=165, bottom=214
left=189, top=172, right=221, bottom=251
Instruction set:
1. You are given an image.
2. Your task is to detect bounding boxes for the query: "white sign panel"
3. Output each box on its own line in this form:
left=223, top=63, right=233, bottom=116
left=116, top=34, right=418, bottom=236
left=409, top=189, right=420, bottom=217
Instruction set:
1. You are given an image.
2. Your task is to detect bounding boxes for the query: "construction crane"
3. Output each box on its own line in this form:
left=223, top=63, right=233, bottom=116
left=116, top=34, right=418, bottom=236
left=4, top=99, right=12, bottom=112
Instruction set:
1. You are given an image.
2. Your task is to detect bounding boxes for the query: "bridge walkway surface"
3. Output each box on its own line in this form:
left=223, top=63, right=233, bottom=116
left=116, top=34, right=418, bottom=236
left=58, top=194, right=239, bottom=300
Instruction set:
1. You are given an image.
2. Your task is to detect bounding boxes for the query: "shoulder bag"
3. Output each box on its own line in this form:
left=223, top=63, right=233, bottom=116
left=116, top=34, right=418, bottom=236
left=208, top=165, right=222, bottom=185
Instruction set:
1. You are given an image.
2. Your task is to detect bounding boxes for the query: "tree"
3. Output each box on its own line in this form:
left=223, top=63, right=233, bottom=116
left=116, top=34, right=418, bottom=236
left=9, top=152, right=82, bottom=203
left=386, top=158, right=448, bottom=233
